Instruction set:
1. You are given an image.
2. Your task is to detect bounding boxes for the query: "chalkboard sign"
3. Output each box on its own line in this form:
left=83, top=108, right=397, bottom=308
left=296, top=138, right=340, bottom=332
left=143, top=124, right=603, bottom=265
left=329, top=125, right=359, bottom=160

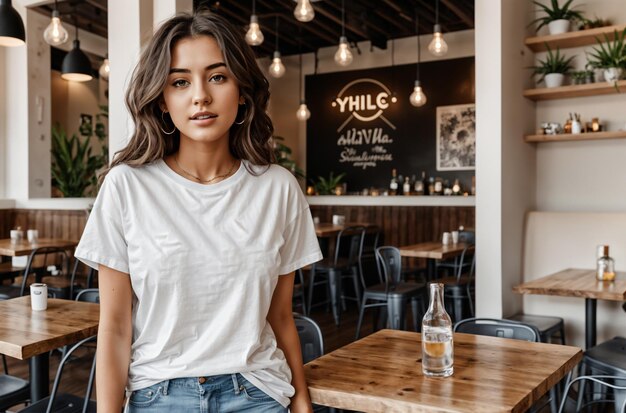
left=306, top=56, right=475, bottom=192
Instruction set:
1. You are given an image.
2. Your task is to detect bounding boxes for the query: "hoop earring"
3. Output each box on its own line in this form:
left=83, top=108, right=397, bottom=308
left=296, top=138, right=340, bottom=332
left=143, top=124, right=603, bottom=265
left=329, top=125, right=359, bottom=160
left=160, top=111, right=176, bottom=135
left=234, top=104, right=246, bottom=125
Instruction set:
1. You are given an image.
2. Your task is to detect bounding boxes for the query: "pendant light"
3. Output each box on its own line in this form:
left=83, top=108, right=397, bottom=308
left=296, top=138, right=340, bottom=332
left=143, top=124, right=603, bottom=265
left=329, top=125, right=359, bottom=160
left=334, top=0, right=352, bottom=66
left=428, top=0, right=448, bottom=57
left=410, top=10, right=427, bottom=107
left=61, top=22, right=93, bottom=82
left=245, top=0, right=263, bottom=46
left=43, top=0, right=68, bottom=46
left=98, top=54, right=110, bottom=80
left=296, top=52, right=310, bottom=121
left=268, top=17, right=285, bottom=78
left=0, top=0, right=25, bottom=47
left=293, top=0, right=314, bottom=22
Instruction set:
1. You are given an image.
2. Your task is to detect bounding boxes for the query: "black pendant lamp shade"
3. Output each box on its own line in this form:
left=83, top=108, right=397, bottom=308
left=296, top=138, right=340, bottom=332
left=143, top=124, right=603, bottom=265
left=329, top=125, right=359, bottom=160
left=0, top=0, right=25, bottom=47
left=61, top=39, right=93, bottom=82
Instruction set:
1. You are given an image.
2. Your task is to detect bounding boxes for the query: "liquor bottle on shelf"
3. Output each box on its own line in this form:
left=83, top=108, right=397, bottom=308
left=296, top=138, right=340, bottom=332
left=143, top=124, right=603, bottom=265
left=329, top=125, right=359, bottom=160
left=597, top=245, right=616, bottom=281
left=403, top=177, right=411, bottom=195
left=389, top=168, right=398, bottom=196
left=443, top=180, right=452, bottom=196
left=398, top=174, right=404, bottom=194
left=452, top=179, right=461, bottom=195
left=434, top=177, right=443, bottom=195
left=471, top=176, right=476, bottom=195
left=428, top=177, right=435, bottom=196
left=415, top=171, right=425, bottom=195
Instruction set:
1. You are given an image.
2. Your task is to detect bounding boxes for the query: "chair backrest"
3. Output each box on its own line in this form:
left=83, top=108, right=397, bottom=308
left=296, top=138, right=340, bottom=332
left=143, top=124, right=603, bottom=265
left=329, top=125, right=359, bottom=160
left=459, top=230, right=475, bottom=245
left=45, top=335, right=97, bottom=413
left=375, top=246, right=403, bottom=291
left=70, top=259, right=98, bottom=299
left=293, top=313, right=324, bottom=363
left=559, top=375, right=626, bottom=413
left=19, top=247, right=70, bottom=297
left=75, top=288, right=100, bottom=303
left=362, top=225, right=381, bottom=256
left=454, top=318, right=540, bottom=342
left=334, top=226, right=366, bottom=267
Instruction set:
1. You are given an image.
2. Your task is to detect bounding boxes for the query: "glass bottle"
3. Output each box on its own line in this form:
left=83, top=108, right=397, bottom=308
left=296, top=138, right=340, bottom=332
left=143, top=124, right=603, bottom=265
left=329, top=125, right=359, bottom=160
left=389, top=168, right=398, bottom=196
left=422, top=283, right=454, bottom=377
left=597, top=245, right=616, bottom=281
left=403, top=177, right=411, bottom=196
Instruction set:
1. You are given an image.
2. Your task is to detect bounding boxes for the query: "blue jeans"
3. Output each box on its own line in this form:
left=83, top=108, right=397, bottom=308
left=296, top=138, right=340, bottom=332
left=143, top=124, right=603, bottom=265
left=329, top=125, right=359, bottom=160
left=127, top=374, right=288, bottom=413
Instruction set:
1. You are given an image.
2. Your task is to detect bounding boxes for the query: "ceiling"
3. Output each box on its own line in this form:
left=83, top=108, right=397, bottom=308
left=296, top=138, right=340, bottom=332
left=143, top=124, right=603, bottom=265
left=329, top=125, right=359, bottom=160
left=34, top=0, right=474, bottom=58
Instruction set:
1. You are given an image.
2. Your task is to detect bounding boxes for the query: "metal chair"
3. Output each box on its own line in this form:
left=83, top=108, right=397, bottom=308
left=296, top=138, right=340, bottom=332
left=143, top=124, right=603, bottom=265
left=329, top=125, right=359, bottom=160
left=17, top=336, right=97, bottom=413
left=442, top=253, right=476, bottom=323
left=454, top=318, right=558, bottom=413
left=293, top=313, right=335, bottom=413
left=308, top=226, right=366, bottom=325
left=506, top=313, right=565, bottom=344
left=0, top=356, right=30, bottom=413
left=355, top=246, right=426, bottom=339
left=560, top=375, right=626, bottom=413
left=69, top=259, right=98, bottom=300
left=75, top=288, right=100, bottom=303
left=574, top=336, right=626, bottom=412
left=436, top=230, right=475, bottom=277
left=292, top=269, right=307, bottom=316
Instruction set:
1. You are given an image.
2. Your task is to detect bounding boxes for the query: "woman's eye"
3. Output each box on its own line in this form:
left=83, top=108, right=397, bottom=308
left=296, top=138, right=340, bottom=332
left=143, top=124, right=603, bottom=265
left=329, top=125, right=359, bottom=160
left=209, top=74, right=225, bottom=83
left=172, top=79, right=189, bottom=87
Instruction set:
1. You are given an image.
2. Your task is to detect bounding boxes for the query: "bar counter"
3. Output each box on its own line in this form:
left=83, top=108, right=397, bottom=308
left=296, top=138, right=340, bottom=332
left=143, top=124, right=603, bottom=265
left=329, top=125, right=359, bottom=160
left=307, top=195, right=475, bottom=207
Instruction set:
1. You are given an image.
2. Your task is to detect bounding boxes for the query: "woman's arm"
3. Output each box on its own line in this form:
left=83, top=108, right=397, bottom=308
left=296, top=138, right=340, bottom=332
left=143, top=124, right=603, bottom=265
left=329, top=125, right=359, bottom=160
left=267, top=272, right=313, bottom=413
left=96, top=265, right=133, bottom=413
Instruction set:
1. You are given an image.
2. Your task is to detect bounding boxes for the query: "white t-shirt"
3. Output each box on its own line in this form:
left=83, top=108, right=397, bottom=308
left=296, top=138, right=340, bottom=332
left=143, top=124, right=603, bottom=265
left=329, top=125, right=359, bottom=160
left=74, top=159, right=322, bottom=407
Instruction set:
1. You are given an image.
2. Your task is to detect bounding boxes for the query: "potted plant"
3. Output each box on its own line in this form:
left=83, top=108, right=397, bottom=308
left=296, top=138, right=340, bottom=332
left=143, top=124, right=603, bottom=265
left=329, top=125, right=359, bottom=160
left=313, top=172, right=346, bottom=195
left=529, top=45, right=575, bottom=88
left=587, top=28, right=626, bottom=85
left=530, top=0, right=584, bottom=35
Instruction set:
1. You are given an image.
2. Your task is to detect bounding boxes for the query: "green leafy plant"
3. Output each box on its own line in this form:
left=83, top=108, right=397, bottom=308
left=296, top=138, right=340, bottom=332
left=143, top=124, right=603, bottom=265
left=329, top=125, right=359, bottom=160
left=313, top=172, right=346, bottom=195
left=529, top=45, right=575, bottom=81
left=587, top=28, right=626, bottom=69
left=530, top=0, right=584, bottom=31
left=272, top=136, right=305, bottom=179
left=579, top=16, right=612, bottom=30
left=51, top=124, right=106, bottom=197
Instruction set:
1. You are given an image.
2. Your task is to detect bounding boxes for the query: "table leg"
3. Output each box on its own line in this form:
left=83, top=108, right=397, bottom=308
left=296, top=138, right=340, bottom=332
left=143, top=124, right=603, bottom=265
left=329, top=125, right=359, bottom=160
left=327, top=269, right=341, bottom=326
left=585, top=298, right=597, bottom=349
left=427, top=259, right=436, bottom=282
left=29, top=353, right=49, bottom=402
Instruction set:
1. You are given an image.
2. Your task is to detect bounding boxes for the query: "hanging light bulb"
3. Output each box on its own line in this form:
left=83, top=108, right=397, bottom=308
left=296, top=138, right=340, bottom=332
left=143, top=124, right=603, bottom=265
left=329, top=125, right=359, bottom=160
left=410, top=80, right=427, bottom=107
left=269, top=51, right=285, bottom=78
left=296, top=102, right=311, bottom=121
left=245, top=15, right=263, bottom=46
left=43, top=10, right=68, bottom=46
left=428, top=24, right=448, bottom=57
left=294, top=0, right=315, bottom=22
left=334, top=36, right=353, bottom=66
left=98, top=56, right=110, bottom=80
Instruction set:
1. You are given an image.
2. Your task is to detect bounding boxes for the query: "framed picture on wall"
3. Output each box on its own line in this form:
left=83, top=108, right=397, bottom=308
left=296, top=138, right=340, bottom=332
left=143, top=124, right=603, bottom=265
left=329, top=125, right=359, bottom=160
left=436, top=103, right=476, bottom=171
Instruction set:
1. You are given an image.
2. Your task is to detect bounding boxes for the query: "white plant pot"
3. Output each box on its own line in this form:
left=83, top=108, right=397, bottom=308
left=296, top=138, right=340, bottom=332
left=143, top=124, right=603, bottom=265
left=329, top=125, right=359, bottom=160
left=544, top=73, right=565, bottom=88
left=603, top=68, right=624, bottom=85
left=548, top=19, right=571, bottom=35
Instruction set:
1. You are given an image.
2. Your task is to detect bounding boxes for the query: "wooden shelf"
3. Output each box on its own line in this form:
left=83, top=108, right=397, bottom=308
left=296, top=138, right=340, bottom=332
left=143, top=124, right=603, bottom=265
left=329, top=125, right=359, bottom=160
left=525, top=24, right=626, bottom=52
left=524, top=80, right=626, bottom=101
left=525, top=130, right=626, bottom=143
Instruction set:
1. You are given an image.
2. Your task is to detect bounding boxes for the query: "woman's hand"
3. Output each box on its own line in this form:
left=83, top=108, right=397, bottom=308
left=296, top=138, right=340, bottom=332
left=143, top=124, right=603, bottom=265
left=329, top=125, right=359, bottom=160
left=290, top=393, right=314, bottom=413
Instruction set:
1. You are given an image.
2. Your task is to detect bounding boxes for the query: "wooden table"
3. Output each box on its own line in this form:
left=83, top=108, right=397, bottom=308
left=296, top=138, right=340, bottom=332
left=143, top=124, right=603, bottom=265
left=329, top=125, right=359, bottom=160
left=514, top=268, right=626, bottom=349
left=0, top=238, right=77, bottom=257
left=305, top=329, right=582, bottom=413
left=0, top=296, right=99, bottom=402
left=399, top=242, right=473, bottom=281
left=314, top=223, right=371, bottom=238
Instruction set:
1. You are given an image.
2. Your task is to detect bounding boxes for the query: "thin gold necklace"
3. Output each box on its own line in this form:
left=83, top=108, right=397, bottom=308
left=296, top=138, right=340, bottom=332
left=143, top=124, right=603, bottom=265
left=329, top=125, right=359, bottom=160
left=174, top=156, right=237, bottom=184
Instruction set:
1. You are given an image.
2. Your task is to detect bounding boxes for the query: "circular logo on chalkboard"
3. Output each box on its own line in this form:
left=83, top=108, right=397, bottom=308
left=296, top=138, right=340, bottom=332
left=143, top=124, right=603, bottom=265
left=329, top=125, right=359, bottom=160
left=332, top=78, right=397, bottom=131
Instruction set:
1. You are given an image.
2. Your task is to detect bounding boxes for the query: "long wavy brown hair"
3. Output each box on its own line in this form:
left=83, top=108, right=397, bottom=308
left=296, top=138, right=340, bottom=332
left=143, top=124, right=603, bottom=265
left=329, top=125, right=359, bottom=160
left=100, top=11, right=275, bottom=183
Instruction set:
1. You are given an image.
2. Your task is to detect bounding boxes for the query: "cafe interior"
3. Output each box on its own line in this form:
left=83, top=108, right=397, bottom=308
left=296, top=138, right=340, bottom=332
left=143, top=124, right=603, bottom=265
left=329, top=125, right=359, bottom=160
left=0, top=0, right=625, bottom=411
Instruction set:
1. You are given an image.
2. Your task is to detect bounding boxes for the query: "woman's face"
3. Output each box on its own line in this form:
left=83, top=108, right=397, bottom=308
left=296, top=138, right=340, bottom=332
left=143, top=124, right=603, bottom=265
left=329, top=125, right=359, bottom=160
left=162, top=35, right=243, bottom=147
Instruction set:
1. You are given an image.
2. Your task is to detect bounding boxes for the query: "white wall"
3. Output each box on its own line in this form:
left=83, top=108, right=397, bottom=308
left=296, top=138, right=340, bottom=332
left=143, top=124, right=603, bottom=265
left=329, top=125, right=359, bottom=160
left=533, top=0, right=626, bottom=211
left=265, top=30, right=475, bottom=181
left=0, top=46, right=5, bottom=198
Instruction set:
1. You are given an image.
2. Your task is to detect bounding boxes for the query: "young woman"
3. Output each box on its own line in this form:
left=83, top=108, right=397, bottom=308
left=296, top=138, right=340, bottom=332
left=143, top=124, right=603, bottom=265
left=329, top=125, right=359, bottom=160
left=75, top=12, right=322, bottom=413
